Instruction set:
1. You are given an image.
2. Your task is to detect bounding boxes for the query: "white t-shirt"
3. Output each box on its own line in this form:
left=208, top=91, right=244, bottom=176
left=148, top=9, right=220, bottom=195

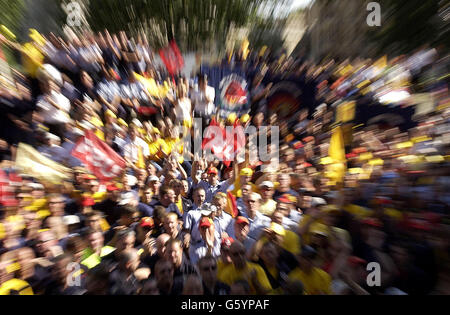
left=36, top=91, right=71, bottom=124
left=174, top=97, right=192, bottom=122
left=123, top=136, right=150, bottom=163
left=192, top=86, right=215, bottom=117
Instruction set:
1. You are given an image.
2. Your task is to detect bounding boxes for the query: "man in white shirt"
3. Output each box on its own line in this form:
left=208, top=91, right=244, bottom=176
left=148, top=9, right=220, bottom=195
left=36, top=65, right=71, bottom=139
left=192, top=74, right=215, bottom=126
left=123, top=124, right=150, bottom=171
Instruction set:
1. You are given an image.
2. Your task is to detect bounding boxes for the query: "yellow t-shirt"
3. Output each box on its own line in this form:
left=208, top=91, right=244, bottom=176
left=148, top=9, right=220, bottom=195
left=218, top=262, right=272, bottom=295
left=288, top=267, right=332, bottom=295
left=175, top=198, right=183, bottom=214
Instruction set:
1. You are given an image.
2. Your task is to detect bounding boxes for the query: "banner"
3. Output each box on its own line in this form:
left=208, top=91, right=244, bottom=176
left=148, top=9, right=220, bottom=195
left=266, top=80, right=303, bottom=122
left=201, top=65, right=250, bottom=119
left=15, top=143, right=71, bottom=184
left=72, top=131, right=126, bottom=181
left=159, top=40, right=184, bottom=75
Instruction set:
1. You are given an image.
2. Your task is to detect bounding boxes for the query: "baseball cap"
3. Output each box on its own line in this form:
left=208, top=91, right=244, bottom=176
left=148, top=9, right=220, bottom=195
left=147, top=175, right=160, bottom=182
left=140, top=217, right=155, bottom=229
left=199, top=217, right=213, bottom=229
left=240, top=114, right=250, bottom=124
left=106, top=183, right=120, bottom=191
left=278, top=194, right=296, bottom=204
left=259, top=181, right=274, bottom=189
left=118, top=191, right=136, bottom=206
left=207, top=167, right=218, bottom=175
left=311, top=197, right=327, bottom=207
left=235, top=216, right=249, bottom=226
left=221, top=237, right=235, bottom=248
left=240, top=168, right=253, bottom=176
left=227, top=113, right=237, bottom=124
left=81, top=197, right=95, bottom=207
left=270, top=222, right=286, bottom=236
left=200, top=204, right=217, bottom=217
left=63, top=215, right=81, bottom=226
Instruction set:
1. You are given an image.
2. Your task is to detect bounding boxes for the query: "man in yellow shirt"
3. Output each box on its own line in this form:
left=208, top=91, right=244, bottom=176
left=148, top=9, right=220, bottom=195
left=218, top=241, right=272, bottom=295
left=288, top=245, right=332, bottom=295
left=258, top=181, right=277, bottom=216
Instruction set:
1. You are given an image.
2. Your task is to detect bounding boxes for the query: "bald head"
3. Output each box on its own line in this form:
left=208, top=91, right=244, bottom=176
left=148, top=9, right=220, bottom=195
left=156, top=233, right=171, bottom=257
left=119, top=248, right=140, bottom=272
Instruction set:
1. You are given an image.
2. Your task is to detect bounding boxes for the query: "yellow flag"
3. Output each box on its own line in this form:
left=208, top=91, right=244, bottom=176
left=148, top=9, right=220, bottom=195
left=329, top=126, right=346, bottom=163
left=327, top=126, right=347, bottom=183
left=241, top=39, right=250, bottom=60
left=336, top=101, right=356, bottom=123
left=15, top=143, right=71, bottom=184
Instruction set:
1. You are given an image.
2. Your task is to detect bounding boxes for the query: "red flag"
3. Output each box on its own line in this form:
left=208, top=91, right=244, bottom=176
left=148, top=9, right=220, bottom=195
left=159, top=40, right=184, bottom=75
left=72, top=131, right=126, bottom=181
left=0, top=169, right=20, bottom=207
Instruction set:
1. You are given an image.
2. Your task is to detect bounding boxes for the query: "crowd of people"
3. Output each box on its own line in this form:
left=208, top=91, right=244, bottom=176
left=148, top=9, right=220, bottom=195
left=0, top=28, right=449, bottom=295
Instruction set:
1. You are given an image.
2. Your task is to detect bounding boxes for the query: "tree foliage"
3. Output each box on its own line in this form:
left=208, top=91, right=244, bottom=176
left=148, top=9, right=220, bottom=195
left=83, top=0, right=267, bottom=52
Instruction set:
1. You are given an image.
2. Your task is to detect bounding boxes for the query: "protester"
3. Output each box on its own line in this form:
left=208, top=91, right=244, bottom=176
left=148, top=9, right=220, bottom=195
left=0, top=27, right=448, bottom=296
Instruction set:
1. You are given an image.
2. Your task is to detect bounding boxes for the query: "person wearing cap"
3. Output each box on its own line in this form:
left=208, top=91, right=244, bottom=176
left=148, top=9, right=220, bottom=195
left=230, top=167, right=257, bottom=199
left=192, top=166, right=234, bottom=204
left=229, top=216, right=256, bottom=254
left=189, top=216, right=221, bottom=265
left=276, top=196, right=302, bottom=228
left=145, top=175, right=161, bottom=201
left=198, top=254, right=231, bottom=295
left=135, top=217, right=156, bottom=247
left=218, top=241, right=272, bottom=295
left=259, top=181, right=277, bottom=216
left=288, top=245, right=332, bottom=295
